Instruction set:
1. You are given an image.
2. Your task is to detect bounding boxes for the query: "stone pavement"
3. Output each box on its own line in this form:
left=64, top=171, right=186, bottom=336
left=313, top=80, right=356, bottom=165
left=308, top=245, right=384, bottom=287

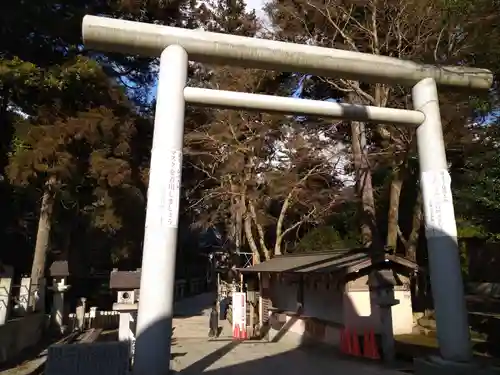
left=171, top=293, right=407, bottom=375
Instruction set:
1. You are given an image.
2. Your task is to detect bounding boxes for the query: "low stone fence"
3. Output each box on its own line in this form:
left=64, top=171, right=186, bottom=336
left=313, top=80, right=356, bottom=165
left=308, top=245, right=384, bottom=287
left=467, top=282, right=500, bottom=298
left=0, top=313, right=48, bottom=364
left=68, top=277, right=210, bottom=332
left=68, top=310, right=120, bottom=331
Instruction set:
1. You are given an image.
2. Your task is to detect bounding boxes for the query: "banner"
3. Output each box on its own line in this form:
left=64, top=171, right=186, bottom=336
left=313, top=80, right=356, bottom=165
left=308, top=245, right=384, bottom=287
left=231, top=292, right=246, bottom=331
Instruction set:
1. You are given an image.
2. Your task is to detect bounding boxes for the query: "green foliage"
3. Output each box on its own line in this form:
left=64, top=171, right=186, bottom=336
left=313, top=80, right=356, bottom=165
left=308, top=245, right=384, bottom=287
left=442, top=0, right=475, bottom=14
left=451, top=121, right=500, bottom=241
left=294, top=226, right=360, bottom=253
left=456, top=218, right=489, bottom=239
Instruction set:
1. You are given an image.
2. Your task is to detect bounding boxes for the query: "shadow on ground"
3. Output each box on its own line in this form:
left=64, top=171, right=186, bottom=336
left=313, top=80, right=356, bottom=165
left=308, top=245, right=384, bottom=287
left=173, top=339, right=405, bottom=375
left=170, top=291, right=407, bottom=375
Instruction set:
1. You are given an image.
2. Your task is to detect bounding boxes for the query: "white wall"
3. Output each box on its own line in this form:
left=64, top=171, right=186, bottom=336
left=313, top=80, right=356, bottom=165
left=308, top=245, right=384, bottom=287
left=303, top=282, right=343, bottom=323
left=344, top=287, right=413, bottom=335
left=267, top=271, right=415, bottom=346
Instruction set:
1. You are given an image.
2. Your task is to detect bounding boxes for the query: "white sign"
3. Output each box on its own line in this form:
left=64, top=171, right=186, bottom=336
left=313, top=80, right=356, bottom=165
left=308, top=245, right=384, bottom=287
left=145, top=149, right=182, bottom=233
left=161, top=149, right=182, bottom=228
left=421, top=169, right=458, bottom=238
left=232, top=292, right=246, bottom=330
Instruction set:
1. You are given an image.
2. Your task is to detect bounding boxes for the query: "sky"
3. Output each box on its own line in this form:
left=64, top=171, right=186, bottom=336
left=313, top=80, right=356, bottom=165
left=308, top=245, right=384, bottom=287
left=146, top=0, right=266, bottom=101
left=245, top=0, right=266, bottom=19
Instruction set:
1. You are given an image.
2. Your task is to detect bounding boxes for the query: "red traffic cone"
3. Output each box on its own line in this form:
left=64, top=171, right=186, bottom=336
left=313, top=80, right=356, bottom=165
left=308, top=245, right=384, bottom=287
left=351, top=329, right=361, bottom=356
left=340, top=327, right=352, bottom=354
left=240, top=325, right=248, bottom=340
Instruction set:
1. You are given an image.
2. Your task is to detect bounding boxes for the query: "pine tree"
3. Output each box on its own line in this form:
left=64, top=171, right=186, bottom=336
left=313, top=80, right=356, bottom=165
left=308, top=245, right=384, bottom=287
left=0, top=0, right=195, bottom=280
left=6, top=59, right=148, bottom=281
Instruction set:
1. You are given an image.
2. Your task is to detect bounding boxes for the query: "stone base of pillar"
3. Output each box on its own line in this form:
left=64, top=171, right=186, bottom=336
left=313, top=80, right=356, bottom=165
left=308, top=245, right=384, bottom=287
left=414, top=356, right=497, bottom=375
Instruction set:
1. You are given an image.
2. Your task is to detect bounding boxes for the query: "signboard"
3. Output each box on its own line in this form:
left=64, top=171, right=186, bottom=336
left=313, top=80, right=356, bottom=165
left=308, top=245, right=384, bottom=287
left=231, top=292, right=246, bottom=331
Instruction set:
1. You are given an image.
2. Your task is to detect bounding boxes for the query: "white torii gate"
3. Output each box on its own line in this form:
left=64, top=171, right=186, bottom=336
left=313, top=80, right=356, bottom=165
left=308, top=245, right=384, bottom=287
left=82, top=15, right=492, bottom=375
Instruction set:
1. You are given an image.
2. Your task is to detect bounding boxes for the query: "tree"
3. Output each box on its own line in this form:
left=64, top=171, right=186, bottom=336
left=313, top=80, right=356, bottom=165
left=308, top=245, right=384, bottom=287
left=0, top=0, right=201, bottom=280
left=185, top=65, right=347, bottom=262
left=6, top=59, right=149, bottom=283
left=264, top=0, right=500, bottom=259
left=183, top=0, right=258, bottom=259
left=195, top=0, right=259, bottom=36
left=452, top=117, right=500, bottom=239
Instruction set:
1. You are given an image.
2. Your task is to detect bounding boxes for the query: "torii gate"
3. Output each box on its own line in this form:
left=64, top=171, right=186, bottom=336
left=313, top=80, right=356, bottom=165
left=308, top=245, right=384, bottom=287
left=82, top=15, right=492, bottom=375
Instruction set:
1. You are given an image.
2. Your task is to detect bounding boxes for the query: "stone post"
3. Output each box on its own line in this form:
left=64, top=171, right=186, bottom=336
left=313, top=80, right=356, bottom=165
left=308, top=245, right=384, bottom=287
left=18, top=277, right=31, bottom=315
left=0, top=277, right=13, bottom=325
left=374, top=288, right=399, bottom=364
left=89, top=306, right=97, bottom=328
left=51, top=277, right=70, bottom=334
left=113, top=288, right=138, bottom=357
left=76, top=297, right=87, bottom=331
left=34, top=277, right=46, bottom=313
left=118, top=310, right=136, bottom=346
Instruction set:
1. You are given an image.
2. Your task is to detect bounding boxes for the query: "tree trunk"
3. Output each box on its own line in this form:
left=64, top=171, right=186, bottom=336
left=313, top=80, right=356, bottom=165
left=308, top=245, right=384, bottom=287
left=274, top=194, right=291, bottom=257
left=386, top=169, right=403, bottom=250
left=229, top=182, right=243, bottom=253
left=351, top=120, right=378, bottom=248
left=244, top=215, right=261, bottom=264
left=406, top=190, right=423, bottom=261
left=31, top=177, right=55, bottom=285
left=235, top=197, right=243, bottom=251
left=405, top=188, right=427, bottom=313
